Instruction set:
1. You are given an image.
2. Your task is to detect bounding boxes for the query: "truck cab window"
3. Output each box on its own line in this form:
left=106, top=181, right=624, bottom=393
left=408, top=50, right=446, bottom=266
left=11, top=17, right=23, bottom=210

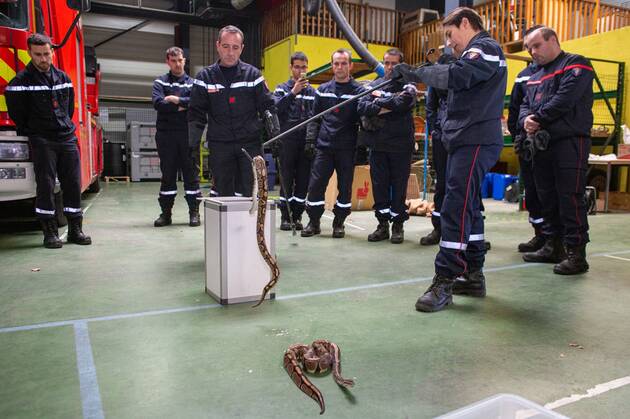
left=0, top=0, right=28, bottom=29
left=34, top=0, right=46, bottom=34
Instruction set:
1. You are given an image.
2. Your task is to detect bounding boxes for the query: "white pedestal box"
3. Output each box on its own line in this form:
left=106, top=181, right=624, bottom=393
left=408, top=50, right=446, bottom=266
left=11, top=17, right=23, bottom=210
left=203, top=197, right=276, bottom=304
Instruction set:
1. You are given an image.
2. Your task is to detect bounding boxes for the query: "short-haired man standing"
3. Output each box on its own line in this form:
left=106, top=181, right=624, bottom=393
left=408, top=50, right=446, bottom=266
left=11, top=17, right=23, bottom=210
left=6, top=34, right=91, bottom=248
left=394, top=7, right=507, bottom=312
left=188, top=25, right=276, bottom=197
left=519, top=26, right=593, bottom=275
left=358, top=48, right=416, bottom=244
left=301, top=49, right=365, bottom=239
left=272, top=52, right=316, bottom=230
left=152, top=46, right=200, bottom=227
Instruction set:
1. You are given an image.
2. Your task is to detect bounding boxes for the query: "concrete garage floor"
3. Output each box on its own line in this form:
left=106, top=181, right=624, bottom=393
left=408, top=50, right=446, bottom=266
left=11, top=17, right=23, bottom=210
left=1, top=182, right=630, bottom=419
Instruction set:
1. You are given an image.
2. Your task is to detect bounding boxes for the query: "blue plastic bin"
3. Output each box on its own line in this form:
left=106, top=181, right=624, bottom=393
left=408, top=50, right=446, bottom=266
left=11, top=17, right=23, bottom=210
left=263, top=153, right=277, bottom=174
left=482, top=173, right=494, bottom=198
left=267, top=172, right=276, bottom=190
left=492, top=174, right=518, bottom=200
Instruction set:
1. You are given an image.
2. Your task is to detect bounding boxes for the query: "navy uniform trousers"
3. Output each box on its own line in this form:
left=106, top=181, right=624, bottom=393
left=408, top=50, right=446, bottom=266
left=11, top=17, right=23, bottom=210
left=533, top=136, right=590, bottom=246
left=370, top=150, right=411, bottom=223
left=207, top=140, right=262, bottom=197
left=436, top=144, right=502, bottom=277
left=305, top=148, right=354, bottom=220
left=31, top=135, right=83, bottom=219
left=155, top=129, right=201, bottom=211
left=518, top=155, right=544, bottom=230
left=278, top=141, right=311, bottom=221
left=430, top=136, right=487, bottom=231
left=430, top=134, right=448, bottom=230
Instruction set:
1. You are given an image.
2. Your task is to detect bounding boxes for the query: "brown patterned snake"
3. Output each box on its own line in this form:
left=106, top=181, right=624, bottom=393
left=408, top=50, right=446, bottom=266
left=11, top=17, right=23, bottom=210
left=284, top=340, right=355, bottom=414
left=249, top=154, right=280, bottom=308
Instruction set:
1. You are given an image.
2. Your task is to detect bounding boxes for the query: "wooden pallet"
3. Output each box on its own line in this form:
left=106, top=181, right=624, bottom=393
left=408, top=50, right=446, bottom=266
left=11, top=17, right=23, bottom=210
left=104, top=176, right=130, bottom=183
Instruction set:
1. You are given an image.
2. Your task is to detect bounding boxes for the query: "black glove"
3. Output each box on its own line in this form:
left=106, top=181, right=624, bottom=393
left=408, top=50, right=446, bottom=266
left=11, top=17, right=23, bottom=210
left=513, top=133, right=524, bottom=155
left=534, top=130, right=550, bottom=151
left=360, top=115, right=386, bottom=132
left=264, top=110, right=281, bottom=139
left=391, top=63, right=424, bottom=83
left=304, top=141, right=316, bottom=160
left=271, top=139, right=282, bottom=158
left=521, top=134, right=536, bottom=162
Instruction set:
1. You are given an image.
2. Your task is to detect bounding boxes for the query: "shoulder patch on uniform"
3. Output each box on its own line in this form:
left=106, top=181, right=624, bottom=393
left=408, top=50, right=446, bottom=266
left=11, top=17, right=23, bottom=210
left=466, top=51, right=480, bottom=60
left=572, top=67, right=582, bottom=76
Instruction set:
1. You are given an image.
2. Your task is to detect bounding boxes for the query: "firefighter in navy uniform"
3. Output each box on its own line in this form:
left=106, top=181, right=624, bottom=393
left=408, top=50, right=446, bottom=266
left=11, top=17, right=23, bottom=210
left=152, top=47, right=201, bottom=227
left=507, top=57, right=544, bottom=252
left=188, top=25, right=276, bottom=197
left=519, top=26, right=593, bottom=275
left=5, top=34, right=91, bottom=249
left=357, top=48, right=416, bottom=244
left=301, top=48, right=365, bottom=239
left=394, top=7, right=506, bottom=312
left=272, top=52, right=316, bottom=230
left=420, top=52, right=456, bottom=246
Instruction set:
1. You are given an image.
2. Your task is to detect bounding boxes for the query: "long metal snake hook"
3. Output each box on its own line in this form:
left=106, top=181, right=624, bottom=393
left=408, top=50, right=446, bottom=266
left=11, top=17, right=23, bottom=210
left=241, top=147, right=254, bottom=162
left=242, top=148, right=258, bottom=214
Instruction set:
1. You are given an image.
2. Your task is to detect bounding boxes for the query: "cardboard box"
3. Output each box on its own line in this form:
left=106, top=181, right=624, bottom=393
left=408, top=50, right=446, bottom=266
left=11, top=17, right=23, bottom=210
left=410, top=161, right=432, bottom=192
left=618, top=144, right=630, bottom=159
left=608, top=192, right=630, bottom=211
left=324, top=166, right=425, bottom=211
left=325, top=165, right=374, bottom=211
left=407, top=173, right=421, bottom=199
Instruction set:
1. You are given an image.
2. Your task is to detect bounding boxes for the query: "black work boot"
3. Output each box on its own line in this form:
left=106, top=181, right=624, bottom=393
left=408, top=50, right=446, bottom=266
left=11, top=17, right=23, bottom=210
left=523, top=237, right=566, bottom=263
left=518, top=234, right=546, bottom=253
left=484, top=241, right=492, bottom=251
left=67, top=217, right=92, bottom=245
left=415, top=274, right=454, bottom=313
left=420, top=228, right=440, bottom=246
left=293, top=216, right=304, bottom=231
left=189, top=210, right=201, bottom=227
left=553, top=244, right=589, bottom=275
left=332, top=216, right=346, bottom=238
left=280, top=205, right=291, bottom=231
left=301, top=218, right=321, bottom=237
left=368, top=220, right=389, bottom=242
left=452, top=270, right=486, bottom=297
left=154, top=211, right=172, bottom=227
left=390, top=221, right=404, bottom=244
left=40, top=219, right=62, bottom=249
left=280, top=217, right=292, bottom=231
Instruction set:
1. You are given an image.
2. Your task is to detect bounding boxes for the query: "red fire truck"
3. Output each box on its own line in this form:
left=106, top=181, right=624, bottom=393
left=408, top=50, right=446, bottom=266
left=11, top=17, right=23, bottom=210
left=0, top=0, right=102, bottom=224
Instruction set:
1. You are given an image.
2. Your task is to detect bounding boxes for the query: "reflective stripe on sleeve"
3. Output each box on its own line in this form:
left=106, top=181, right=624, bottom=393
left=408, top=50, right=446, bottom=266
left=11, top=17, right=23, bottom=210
left=462, top=47, right=507, bottom=67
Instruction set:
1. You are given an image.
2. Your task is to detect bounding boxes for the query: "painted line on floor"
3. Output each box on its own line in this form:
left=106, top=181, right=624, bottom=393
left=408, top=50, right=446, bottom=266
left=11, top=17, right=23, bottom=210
left=545, top=375, right=630, bottom=410
left=74, top=322, right=105, bottom=419
left=0, top=303, right=222, bottom=334
left=322, top=213, right=366, bottom=231
left=60, top=190, right=102, bottom=241
left=1, top=248, right=630, bottom=335
left=603, top=254, right=630, bottom=262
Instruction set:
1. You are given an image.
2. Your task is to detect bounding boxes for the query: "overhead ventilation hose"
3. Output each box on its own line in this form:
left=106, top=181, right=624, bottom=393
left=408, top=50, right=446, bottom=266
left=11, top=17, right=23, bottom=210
left=305, top=0, right=385, bottom=77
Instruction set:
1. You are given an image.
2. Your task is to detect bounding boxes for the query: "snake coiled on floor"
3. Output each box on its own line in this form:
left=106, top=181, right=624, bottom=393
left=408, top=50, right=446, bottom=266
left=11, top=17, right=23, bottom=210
left=284, top=340, right=355, bottom=414
left=249, top=155, right=280, bottom=308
